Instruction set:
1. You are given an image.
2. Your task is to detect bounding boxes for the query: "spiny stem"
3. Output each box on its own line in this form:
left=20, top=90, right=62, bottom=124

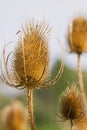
left=27, top=89, right=35, bottom=130
left=77, top=54, right=87, bottom=107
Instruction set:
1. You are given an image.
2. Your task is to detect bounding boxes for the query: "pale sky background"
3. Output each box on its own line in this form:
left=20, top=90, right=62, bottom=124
left=0, top=0, right=87, bottom=95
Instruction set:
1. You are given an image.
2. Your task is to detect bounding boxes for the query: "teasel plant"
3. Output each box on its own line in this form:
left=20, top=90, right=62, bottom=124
left=1, top=100, right=27, bottom=130
left=0, top=20, right=64, bottom=130
left=57, top=83, right=86, bottom=130
left=68, top=16, right=87, bottom=109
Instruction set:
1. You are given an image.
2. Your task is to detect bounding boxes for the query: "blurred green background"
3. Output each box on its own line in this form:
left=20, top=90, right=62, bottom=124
left=0, top=60, right=87, bottom=130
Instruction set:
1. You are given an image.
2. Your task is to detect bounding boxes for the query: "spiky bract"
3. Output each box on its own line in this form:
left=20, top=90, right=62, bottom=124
left=68, top=16, right=87, bottom=54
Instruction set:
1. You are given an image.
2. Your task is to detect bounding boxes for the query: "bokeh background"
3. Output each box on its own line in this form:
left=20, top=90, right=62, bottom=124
left=0, top=0, right=87, bottom=130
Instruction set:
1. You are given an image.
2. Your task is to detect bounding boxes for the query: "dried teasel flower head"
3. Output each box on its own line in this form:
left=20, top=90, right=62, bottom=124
left=58, top=83, right=86, bottom=127
left=0, top=20, right=64, bottom=89
left=68, top=16, right=87, bottom=54
left=1, top=100, right=27, bottom=130
left=13, top=21, right=50, bottom=89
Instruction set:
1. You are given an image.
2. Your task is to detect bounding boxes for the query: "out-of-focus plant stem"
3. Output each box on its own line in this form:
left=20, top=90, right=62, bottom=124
left=77, top=54, right=87, bottom=108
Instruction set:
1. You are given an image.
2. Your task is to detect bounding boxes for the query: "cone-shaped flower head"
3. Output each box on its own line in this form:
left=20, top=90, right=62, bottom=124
left=1, top=101, right=27, bottom=130
left=59, top=83, right=85, bottom=123
left=68, top=16, right=87, bottom=54
left=0, top=20, right=63, bottom=89
left=13, top=21, right=50, bottom=89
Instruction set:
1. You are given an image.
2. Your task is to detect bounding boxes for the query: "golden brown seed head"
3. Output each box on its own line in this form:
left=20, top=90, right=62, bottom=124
left=0, top=20, right=64, bottom=89
left=12, top=21, right=50, bottom=89
left=59, top=83, right=85, bottom=122
left=1, top=101, right=27, bottom=130
left=68, top=16, right=87, bottom=54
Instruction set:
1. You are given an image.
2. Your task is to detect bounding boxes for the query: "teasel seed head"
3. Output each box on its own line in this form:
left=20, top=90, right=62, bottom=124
left=0, top=20, right=64, bottom=89
left=13, top=21, right=50, bottom=89
left=68, top=16, right=87, bottom=54
left=1, top=100, right=27, bottom=130
left=58, top=83, right=86, bottom=127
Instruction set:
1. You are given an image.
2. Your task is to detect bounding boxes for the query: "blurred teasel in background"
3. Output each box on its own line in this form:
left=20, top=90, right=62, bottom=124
left=0, top=20, right=64, bottom=130
left=68, top=16, right=87, bottom=54
left=67, top=16, right=87, bottom=110
left=1, top=100, right=27, bottom=130
left=57, top=83, right=86, bottom=130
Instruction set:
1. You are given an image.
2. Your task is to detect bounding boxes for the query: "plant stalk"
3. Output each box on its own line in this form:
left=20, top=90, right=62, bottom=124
left=27, top=89, right=35, bottom=130
left=70, top=120, right=73, bottom=130
left=77, top=54, right=87, bottom=108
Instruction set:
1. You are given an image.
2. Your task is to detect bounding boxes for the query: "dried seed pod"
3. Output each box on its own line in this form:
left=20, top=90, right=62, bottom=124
left=58, top=83, right=86, bottom=125
left=1, top=101, right=27, bottom=130
left=0, top=20, right=63, bottom=89
left=13, top=22, right=50, bottom=89
left=68, top=16, right=87, bottom=54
